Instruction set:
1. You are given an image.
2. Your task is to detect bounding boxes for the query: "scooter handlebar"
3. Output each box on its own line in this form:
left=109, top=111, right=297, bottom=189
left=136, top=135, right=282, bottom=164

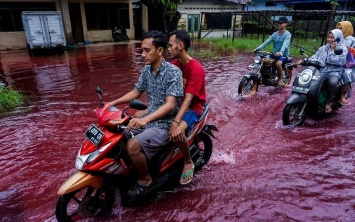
left=254, top=50, right=271, bottom=57
left=301, top=58, right=325, bottom=69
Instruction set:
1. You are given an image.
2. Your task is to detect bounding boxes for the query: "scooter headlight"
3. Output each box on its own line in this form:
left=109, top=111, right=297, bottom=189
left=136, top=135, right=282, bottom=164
left=75, top=142, right=112, bottom=170
left=254, top=56, right=261, bottom=64
left=298, top=69, right=313, bottom=85
left=75, top=153, right=89, bottom=170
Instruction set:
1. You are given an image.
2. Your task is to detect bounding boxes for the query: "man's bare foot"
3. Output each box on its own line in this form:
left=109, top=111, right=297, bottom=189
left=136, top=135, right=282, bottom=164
left=325, top=104, right=333, bottom=114
left=340, top=98, right=349, bottom=105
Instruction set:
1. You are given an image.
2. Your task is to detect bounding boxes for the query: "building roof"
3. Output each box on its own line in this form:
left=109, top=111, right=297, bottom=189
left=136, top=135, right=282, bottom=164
left=201, top=9, right=355, bottom=16
left=273, top=0, right=352, bottom=2
left=224, top=0, right=253, bottom=4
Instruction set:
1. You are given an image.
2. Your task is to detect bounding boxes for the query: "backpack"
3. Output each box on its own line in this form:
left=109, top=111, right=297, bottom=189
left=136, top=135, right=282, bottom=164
left=344, top=39, right=355, bottom=68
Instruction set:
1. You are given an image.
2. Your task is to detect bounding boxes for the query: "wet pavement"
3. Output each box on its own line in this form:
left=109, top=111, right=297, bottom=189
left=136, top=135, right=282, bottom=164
left=1, top=42, right=355, bottom=221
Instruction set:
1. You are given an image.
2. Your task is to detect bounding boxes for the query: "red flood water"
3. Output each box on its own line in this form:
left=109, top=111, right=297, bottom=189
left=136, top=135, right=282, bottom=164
left=1, top=42, right=355, bottom=221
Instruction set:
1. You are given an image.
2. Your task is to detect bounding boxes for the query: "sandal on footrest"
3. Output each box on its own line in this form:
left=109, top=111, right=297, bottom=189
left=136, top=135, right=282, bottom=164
left=127, top=182, right=151, bottom=198
left=180, top=164, right=195, bottom=185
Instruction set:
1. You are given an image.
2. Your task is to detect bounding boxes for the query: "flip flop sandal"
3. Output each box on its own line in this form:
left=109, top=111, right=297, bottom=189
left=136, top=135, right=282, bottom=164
left=127, top=182, right=150, bottom=198
left=180, top=165, right=194, bottom=185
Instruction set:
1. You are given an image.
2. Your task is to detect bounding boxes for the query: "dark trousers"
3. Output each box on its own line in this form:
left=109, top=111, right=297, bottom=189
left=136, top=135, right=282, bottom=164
left=324, top=75, right=339, bottom=102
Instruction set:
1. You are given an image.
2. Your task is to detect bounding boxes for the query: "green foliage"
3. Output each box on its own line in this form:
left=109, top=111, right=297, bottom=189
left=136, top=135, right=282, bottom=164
left=143, top=0, right=183, bottom=9
left=0, top=87, right=26, bottom=114
left=197, top=37, right=320, bottom=56
left=325, top=0, right=339, bottom=5
left=189, top=48, right=220, bottom=59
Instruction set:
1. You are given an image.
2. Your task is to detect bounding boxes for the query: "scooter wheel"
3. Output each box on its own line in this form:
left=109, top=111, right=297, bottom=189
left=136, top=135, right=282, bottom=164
left=193, top=133, right=213, bottom=171
left=238, top=77, right=258, bottom=97
left=113, top=34, right=123, bottom=42
left=282, top=103, right=306, bottom=126
left=55, top=187, right=114, bottom=222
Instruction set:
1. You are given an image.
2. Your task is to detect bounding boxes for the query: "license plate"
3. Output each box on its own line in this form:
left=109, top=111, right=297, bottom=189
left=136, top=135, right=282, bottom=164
left=84, top=124, right=104, bottom=146
left=292, top=86, right=309, bottom=94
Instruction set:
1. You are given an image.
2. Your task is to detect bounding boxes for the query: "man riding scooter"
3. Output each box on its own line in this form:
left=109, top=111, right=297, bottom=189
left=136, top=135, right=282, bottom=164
left=109, top=30, right=184, bottom=197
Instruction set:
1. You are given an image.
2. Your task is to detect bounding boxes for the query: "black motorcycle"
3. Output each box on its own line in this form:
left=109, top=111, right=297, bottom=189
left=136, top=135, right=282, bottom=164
left=238, top=50, right=294, bottom=97
left=112, top=26, right=129, bottom=42
left=282, top=48, right=344, bottom=126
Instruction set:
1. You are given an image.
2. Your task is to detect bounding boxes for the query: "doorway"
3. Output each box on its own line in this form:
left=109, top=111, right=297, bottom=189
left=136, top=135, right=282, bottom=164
left=69, top=3, right=84, bottom=43
left=133, top=5, right=142, bottom=40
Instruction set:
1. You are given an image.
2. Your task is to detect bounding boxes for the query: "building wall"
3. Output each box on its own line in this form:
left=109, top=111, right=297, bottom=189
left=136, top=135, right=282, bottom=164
left=0, top=32, right=27, bottom=51
left=177, top=0, right=244, bottom=38
left=86, top=30, right=113, bottom=42
left=0, top=0, right=133, bottom=51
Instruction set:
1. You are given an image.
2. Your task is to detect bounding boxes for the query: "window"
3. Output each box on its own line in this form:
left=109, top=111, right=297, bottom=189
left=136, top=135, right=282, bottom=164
left=85, top=3, right=129, bottom=31
left=0, top=2, right=55, bottom=32
left=205, top=13, right=232, bottom=29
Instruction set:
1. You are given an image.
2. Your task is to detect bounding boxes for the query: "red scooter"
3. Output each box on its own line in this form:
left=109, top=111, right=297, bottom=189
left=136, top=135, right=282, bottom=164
left=55, top=86, right=218, bottom=221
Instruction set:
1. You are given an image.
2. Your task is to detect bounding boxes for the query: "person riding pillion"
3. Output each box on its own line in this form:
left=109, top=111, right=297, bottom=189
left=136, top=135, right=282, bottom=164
left=167, top=30, right=207, bottom=185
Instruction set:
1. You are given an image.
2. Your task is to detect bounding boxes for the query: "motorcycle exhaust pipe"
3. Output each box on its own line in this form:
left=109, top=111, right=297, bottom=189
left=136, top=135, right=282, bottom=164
left=57, top=171, right=103, bottom=195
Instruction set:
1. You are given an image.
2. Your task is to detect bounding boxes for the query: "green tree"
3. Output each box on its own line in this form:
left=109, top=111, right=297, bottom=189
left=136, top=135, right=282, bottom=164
left=325, top=0, right=338, bottom=33
left=141, top=0, right=182, bottom=9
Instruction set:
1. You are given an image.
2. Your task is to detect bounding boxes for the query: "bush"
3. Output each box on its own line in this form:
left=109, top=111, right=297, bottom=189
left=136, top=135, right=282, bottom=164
left=197, top=36, right=320, bottom=56
left=0, top=87, right=26, bottom=113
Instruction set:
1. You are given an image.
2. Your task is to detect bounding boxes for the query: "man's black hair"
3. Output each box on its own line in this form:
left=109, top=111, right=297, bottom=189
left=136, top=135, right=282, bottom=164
left=169, top=30, right=191, bottom=52
left=142, top=30, right=168, bottom=50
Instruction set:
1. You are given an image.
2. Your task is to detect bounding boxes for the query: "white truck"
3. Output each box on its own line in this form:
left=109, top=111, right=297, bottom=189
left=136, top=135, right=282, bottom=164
left=21, top=11, right=66, bottom=54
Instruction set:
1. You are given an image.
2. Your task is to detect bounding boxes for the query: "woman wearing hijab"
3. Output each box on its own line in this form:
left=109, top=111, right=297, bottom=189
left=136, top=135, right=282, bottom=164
left=310, top=29, right=348, bottom=113
left=336, top=21, right=355, bottom=105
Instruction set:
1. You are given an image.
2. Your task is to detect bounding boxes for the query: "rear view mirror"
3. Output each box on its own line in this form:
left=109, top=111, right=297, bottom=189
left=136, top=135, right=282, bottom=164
left=96, top=86, right=103, bottom=95
left=300, top=48, right=305, bottom=55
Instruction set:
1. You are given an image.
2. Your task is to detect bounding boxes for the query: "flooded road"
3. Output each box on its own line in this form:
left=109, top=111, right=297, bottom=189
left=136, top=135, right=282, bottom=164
left=1, top=42, right=355, bottom=222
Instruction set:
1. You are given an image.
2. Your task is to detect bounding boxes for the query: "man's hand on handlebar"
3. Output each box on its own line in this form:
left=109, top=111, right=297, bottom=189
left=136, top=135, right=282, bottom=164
left=127, top=118, right=147, bottom=132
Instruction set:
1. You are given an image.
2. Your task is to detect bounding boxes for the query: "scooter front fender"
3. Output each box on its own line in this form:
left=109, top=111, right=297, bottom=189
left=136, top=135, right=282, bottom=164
left=286, top=93, right=309, bottom=104
left=57, top=171, right=103, bottom=195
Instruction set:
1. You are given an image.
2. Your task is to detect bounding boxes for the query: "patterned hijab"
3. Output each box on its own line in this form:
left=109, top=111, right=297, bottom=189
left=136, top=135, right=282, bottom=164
left=336, top=21, right=354, bottom=38
left=329, top=29, right=344, bottom=45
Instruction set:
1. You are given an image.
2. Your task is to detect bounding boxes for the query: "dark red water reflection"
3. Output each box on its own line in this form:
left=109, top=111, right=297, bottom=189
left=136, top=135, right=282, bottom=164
left=1, top=42, right=355, bottom=222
